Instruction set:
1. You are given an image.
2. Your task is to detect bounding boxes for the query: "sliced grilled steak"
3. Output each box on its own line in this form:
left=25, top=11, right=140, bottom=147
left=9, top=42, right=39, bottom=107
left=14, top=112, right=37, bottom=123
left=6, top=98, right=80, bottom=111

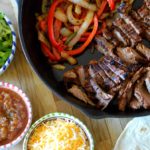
left=117, top=1, right=132, bottom=13
left=136, top=43, right=150, bottom=60
left=145, top=0, right=150, bottom=10
left=137, top=4, right=150, bottom=26
left=90, top=79, right=114, bottom=110
left=129, top=97, right=142, bottom=110
left=64, top=2, right=150, bottom=111
left=89, top=63, right=115, bottom=90
left=103, top=58, right=128, bottom=80
left=134, top=77, right=150, bottom=109
left=75, top=66, right=86, bottom=86
left=89, top=64, right=105, bottom=88
left=68, top=85, right=95, bottom=106
left=118, top=67, right=145, bottom=111
left=137, top=4, right=149, bottom=18
left=80, top=66, right=94, bottom=93
left=64, top=69, right=80, bottom=86
left=113, top=18, right=142, bottom=46
left=143, top=15, right=150, bottom=26
left=120, top=13, right=143, bottom=35
left=145, top=28, right=150, bottom=41
left=102, top=29, right=113, bottom=40
left=95, top=36, right=115, bottom=56
left=145, top=68, right=150, bottom=93
left=131, top=10, right=141, bottom=21
left=113, top=28, right=130, bottom=46
left=102, top=29, right=119, bottom=46
left=141, top=23, right=150, bottom=41
left=84, top=80, right=95, bottom=93
left=98, top=61, right=121, bottom=84
left=116, top=47, right=144, bottom=64
left=130, top=11, right=150, bottom=40
left=103, top=55, right=132, bottom=78
left=104, top=55, right=127, bottom=68
left=130, top=10, right=150, bottom=41
left=120, top=86, right=134, bottom=111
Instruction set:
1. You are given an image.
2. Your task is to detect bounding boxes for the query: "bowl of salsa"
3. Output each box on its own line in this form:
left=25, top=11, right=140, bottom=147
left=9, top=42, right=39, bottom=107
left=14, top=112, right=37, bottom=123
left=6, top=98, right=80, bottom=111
left=0, top=82, right=32, bottom=149
left=23, top=112, right=94, bottom=150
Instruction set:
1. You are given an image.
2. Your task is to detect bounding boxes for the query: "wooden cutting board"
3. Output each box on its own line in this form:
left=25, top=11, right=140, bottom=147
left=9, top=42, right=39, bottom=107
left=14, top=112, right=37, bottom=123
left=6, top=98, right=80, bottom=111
left=0, top=0, right=132, bottom=150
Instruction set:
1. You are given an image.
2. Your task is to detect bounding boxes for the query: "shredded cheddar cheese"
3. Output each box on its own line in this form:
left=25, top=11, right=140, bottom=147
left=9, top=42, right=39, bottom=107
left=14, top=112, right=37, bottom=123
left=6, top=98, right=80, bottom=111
left=27, top=119, right=90, bottom=150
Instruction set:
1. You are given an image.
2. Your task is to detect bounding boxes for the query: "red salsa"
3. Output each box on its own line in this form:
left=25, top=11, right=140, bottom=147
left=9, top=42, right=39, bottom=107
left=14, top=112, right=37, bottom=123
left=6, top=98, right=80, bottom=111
left=0, top=88, right=28, bottom=146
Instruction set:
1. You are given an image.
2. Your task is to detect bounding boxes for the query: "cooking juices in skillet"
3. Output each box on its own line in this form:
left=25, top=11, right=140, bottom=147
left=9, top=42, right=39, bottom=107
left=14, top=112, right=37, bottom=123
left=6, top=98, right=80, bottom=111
left=0, top=88, right=28, bottom=146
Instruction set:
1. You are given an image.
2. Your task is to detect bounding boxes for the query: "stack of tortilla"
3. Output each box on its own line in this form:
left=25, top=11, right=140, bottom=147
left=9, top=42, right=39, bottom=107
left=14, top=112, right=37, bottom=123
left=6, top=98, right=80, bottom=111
left=114, top=116, right=150, bottom=150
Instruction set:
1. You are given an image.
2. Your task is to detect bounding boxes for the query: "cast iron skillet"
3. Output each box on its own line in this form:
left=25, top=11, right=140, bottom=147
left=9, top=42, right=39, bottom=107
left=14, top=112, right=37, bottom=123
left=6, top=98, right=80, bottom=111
left=18, top=0, right=150, bottom=118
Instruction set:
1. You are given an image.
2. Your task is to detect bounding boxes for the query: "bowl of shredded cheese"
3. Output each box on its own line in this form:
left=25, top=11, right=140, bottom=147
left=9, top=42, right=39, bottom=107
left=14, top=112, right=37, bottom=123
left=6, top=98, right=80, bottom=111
left=23, top=112, right=94, bottom=150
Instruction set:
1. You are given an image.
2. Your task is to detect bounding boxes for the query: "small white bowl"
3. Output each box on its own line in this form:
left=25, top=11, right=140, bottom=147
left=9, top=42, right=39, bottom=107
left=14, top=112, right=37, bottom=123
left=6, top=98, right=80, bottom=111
left=23, top=112, right=94, bottom=150
left=0, top=12, right=16, bottom=75
left=0, top=82, right=32, bottom=150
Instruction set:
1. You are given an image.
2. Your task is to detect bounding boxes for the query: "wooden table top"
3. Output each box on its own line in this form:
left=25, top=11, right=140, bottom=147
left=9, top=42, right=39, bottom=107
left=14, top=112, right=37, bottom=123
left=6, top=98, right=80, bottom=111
left=0, top=1, right=132, bottom=150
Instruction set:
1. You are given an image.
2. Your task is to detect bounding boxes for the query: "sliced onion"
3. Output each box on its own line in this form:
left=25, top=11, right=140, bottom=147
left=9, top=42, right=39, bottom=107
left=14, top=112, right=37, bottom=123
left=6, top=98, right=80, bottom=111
left=60, top=28, right=73, bottom=37
left=96, top=0, right=101, bottom=7
left=75, top=5, right=82, bottom=15
left=100, top=13, right=109, bottom=19
left=52, top=64, right=66, bottom=70
left=54, top=8, right=67, bottom=23
left=68, top=10, right=94, bottom=48
left=38, top=31, right=50, bottom=48
left=67, top=4, right=83, bottom=25
left=68, top=0, right=97, bottom=11
left=61, top=52, right=77, bottom=65
left=73, top=26, right=80, bottom=32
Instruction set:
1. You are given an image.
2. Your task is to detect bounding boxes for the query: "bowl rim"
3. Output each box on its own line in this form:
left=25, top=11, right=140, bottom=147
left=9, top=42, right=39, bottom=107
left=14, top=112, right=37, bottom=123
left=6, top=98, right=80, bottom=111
left=0, top=12, right=16, bottom=75
left=0, top=82, right=32, bottom=149
left=23, top=112, right=94, bottom=150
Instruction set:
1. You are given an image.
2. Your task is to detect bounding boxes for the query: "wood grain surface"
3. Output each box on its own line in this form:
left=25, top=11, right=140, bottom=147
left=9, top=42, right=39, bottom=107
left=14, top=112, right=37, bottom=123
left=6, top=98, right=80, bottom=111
left=0, top=1, right=132, bottom=150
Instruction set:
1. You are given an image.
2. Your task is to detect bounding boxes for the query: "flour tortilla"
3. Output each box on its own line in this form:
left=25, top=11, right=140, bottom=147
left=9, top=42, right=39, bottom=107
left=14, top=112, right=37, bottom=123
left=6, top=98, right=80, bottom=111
left=114, top=116, right=150, bottom=150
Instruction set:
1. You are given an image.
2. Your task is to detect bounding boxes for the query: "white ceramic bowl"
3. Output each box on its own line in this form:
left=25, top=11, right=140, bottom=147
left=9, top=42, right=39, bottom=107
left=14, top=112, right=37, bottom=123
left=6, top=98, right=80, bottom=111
left=0, top=82, right=32, bottom=150
left=0, top=12, right=16, bottom=75
left=23, top=112, right=94, bottom=150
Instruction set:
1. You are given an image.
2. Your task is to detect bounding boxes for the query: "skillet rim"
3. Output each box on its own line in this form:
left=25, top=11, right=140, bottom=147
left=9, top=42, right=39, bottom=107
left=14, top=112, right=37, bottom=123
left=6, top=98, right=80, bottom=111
left=18, top=0, right=150, bottom=119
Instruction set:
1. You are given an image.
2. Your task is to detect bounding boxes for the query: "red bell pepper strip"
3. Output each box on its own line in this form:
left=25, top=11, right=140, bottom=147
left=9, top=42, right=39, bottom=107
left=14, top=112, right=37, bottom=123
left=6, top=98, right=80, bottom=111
left=54, top=19, right=62, bottom=40
left=48, top=0, right=64, bottom=52
left=79, top=37, right=87, bottom=42
left=53, top=19, right=63, bottom=61
left=52, top=46, right=61, bottom=61
left=65, top=15, right=98, bottom=56
left=39, top=19, right=47, bottom=32
left=41, top=42, right=57, bottom=61
left=62, top=37, right=67, bottom=42
left=107, top=0, right=115, bottom=11
left=80, top=10, right=87, bottom=19
left=83, top=32, right=91, bottom=37
left=97, top=0, right=107, bottom=18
